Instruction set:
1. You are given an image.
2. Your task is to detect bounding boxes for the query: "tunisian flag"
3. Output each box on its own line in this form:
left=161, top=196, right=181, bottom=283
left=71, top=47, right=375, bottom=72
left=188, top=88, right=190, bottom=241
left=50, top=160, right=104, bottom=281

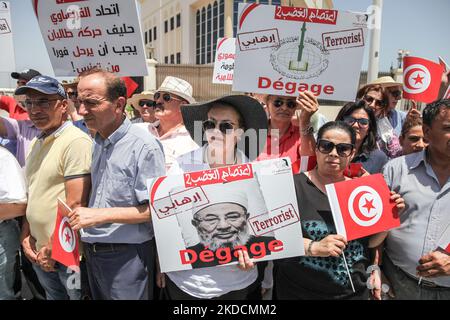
left=403, top=56, right=444, bottom=103
left=325, top=174, right=399, bottom=241
left=438, top=225, right=450, bottom=254
left=51, top=198, right=79, bottom=270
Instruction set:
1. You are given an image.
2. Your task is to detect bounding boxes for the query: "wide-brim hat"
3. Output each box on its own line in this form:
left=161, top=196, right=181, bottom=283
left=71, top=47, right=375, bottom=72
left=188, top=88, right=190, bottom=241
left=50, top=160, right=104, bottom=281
left=181, top=95, right=268, bottom=161
left=369, top=76, right=402, bottom=88
left=128, top=91, right=155, bottom=108
left=156, top=76, right=195, bottom=104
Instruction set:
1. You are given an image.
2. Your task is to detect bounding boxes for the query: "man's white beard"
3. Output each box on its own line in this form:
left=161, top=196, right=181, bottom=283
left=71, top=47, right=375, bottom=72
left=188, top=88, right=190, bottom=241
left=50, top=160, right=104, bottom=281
left=198, top=225, right=251, bottom=251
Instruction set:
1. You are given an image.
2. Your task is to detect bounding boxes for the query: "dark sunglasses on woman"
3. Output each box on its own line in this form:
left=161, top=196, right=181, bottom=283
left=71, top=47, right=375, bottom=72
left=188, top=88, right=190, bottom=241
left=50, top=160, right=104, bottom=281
left=138, top=99, right=156, bottom=107
left=273, top=99, right=297, bottom=109
left=343, top=116, right=370, bottom=127
left=202, top=119, right=236, bottom=135
left=154, top=92, right=182, bottom=102
left=389, top=90, right=402, bottom=99
left=317, top=139, right=354, bottom=157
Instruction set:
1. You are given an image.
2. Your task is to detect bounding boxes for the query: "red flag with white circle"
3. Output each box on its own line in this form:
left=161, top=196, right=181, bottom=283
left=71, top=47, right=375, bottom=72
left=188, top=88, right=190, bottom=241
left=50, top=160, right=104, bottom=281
left=51, top=198, right=80, bottom=270
left=402, top=56, right=444, bottom=103
left=325, top=174, right=400, bottom=241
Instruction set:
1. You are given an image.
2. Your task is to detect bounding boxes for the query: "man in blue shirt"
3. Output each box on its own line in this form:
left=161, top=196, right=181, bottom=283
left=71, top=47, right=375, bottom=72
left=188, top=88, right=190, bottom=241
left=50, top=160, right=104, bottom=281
left=68, top=68, right=166, bottom=300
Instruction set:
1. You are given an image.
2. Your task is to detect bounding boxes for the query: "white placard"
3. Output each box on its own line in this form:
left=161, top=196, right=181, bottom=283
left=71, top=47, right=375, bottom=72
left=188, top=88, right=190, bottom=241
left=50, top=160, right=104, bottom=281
left=34, top=0, right=148, bottom=76
left=212, top=37, right=236, bottom=85
left=0, top=1, right=15, bottom=72
left=147, top=158, right=304, bottom=273
left=233, top=3, right=368, bottom=101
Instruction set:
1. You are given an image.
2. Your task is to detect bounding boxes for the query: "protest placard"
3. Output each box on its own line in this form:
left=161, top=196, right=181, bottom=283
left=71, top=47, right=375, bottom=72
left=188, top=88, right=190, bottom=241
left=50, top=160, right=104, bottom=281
left=147, top=158, right=304, bottom=273
left=0, top=1, right=15, bottom=72
left=232, top=3, right=368, bottom=101
left=34, top=0, right=148, bottom=76
left=212, top=37, right=236, bottom=85
left=326, top=174, right=400, bottom=241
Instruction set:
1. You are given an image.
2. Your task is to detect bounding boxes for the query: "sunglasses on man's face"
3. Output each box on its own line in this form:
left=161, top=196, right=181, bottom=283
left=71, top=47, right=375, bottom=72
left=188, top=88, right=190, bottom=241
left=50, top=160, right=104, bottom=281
left=343, top=116, right=370, bottom=128
left=154, top=92, right=182, bottom=103
left=272, top=99, right=297, bottom=109
left=67, top=91, right=78, bottom=99
left=317, top=139, right=354, bottom=157
left=389, top=90, right=402, bottom=99
left=138, top=99, right=156, bottom=108
left=202, top=119, right=237, bottom=135
left=364, top=95, right=385, bottom=107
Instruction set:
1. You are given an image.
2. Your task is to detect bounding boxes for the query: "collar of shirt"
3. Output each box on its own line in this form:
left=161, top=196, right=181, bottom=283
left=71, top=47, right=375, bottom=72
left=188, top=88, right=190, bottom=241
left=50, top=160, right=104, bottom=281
left=37, top=121, right=72, bottom=140
left=267, top=123, right=297, bottom=143
left=154, top=123, right=187, bottom=140
left=94, top=118, right=131, bottom=148
left=408, top=149, right=427, bottom=170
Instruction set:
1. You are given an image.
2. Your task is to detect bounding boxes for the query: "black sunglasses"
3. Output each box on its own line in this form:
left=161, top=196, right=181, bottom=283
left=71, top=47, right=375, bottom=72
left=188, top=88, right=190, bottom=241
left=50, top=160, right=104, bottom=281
left=273, top=99, right=297, bottom=109
left=154, top=92, right=182, bottom=102
left=202, top=119, right=236, bottom=135
left=317, top=139, right=354, bottom=157
left=67, top=91, right=78, bottom=99
left=138, top=99, right=156, bottom=107
left=343, top=116, right=370, bottom=127
left=364, top=95, right=385, bottom=107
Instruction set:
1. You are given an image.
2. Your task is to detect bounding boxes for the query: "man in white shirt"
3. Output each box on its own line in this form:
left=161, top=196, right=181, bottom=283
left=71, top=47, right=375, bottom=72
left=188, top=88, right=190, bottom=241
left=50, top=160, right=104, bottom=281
left=0, top=146, right=27, bottom=300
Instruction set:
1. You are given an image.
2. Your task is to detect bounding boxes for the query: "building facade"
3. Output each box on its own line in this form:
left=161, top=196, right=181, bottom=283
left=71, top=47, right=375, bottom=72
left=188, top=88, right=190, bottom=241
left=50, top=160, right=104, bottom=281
left=138, top=0, right=333, bottom=65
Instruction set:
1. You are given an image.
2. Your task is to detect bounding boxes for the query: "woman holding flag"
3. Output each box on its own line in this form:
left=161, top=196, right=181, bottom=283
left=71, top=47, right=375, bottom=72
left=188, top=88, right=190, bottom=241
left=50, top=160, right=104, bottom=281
left=273, top=119, right=405, bottom=300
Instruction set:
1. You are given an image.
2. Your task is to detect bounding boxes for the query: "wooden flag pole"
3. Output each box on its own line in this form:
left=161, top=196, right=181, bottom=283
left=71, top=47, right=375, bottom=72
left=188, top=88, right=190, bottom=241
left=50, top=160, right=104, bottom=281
left=342, top=251, right=355, bottom=293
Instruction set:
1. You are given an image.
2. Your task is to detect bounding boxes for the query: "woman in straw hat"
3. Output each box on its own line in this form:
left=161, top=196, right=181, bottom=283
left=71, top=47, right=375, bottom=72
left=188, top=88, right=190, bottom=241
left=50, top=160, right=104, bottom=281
left=156, top=94, right=268, bottom=300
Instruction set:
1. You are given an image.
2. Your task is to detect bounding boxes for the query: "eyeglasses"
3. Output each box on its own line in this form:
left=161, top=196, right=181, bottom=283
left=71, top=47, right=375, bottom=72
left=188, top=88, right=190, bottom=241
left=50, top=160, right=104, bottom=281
left=138, top=99, right=156, bottom=108
left=343, top=116, right=370, bottom=127
left=24, top=99, right=59, bottom=109
left=202, top=119, right=237, bottom=135
left=317, top=139, right=354, bottom=157
left=67, top=91, right=78, bottom=99
left=77, top=97, right=107, bottom=108
left=364, top=95, right=385, bottom=107
left=154, top=92, right=183, bottom=103
left=389, top=90, right=402, bottom=99
left=272, top=99, right=297, bottom=109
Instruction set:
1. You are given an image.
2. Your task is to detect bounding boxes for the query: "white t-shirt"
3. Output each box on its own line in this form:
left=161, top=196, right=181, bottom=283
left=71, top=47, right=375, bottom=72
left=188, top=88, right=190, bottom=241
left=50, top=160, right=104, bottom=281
left=166, top=146, right=258, bottom=299
left=0, top=146, right=27, bottom=223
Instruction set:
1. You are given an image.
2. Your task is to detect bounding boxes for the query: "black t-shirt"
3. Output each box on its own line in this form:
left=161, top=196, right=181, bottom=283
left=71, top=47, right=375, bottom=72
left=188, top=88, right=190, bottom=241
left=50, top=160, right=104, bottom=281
left=274, top=173, right=370, bottom=300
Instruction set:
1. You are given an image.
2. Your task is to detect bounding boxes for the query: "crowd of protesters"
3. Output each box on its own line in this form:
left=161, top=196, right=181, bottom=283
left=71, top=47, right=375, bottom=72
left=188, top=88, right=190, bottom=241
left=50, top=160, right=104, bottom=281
left=0, top=66, right=449, bottom=301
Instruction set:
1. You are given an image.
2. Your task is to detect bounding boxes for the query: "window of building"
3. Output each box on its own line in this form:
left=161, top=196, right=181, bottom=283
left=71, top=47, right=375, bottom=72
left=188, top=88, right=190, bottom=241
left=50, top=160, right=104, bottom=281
left=212, top=1, right=218, bottom=58
left=219, top=0, right=224, bottom=37
left=170, top=17, right=174, bottom=30
left=153, top=26, right=157, bottom=40
left=176, top=13, right=181, bottom=28
left=201, top=7, right=206, bottom=64
left=145, top=31, right=148, bottom=44
left=196, top=10, right=201, bottom=64
left=149, top=29, right=152, bottom=42
left=176, top=52, right=181, bottom=64
left=260, top=0, right=269, bottom=4
left=206, top=4, right=212, bottom=64
left=164, top=56, right=169, bottom=64
left=164, top=20, right=168, bottom=33
left=170, top=54, right=175, bottom=64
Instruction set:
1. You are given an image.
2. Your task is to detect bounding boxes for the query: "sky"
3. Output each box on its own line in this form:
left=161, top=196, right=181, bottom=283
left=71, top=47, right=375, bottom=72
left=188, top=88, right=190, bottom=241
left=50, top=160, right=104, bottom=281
left=1, top=0, right=449, bottom=88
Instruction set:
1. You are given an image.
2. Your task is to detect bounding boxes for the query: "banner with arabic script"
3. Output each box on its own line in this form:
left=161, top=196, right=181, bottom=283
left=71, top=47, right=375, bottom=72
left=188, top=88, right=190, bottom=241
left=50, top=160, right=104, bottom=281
left=0, top=1, right=15, bottom=73
left=34, top=0, right=148, bottom=76
left=232, top=3, right=368, bottom=101
left=212, top=37, right=236, bottom=85
left=147, top=158, right=304, bottom=273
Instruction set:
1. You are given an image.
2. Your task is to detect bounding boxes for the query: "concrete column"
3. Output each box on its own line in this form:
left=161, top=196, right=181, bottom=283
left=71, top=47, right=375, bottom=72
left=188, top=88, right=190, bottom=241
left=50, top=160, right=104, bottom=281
left=224, top=0, right=233, bottom=38
left=367, top=0, right=383, bottom=83
left=145, top=59, right=158, bottom=91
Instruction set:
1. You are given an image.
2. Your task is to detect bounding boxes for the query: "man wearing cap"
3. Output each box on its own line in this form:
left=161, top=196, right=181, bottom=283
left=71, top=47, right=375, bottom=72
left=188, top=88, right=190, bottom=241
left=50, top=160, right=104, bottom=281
left=150, top=76, right=198, bottom=170
left=0, top=69, right=41, bottom=120
left=68, top=68, right=165, bottom=300
left=128, top=90, right=158, bottom=126
left=16, top=75, right=92, bottom=300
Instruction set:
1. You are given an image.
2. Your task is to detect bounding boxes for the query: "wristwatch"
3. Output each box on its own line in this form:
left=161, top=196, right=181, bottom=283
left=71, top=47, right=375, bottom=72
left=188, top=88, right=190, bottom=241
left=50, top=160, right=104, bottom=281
left=300, top=124, right=314, bottom=136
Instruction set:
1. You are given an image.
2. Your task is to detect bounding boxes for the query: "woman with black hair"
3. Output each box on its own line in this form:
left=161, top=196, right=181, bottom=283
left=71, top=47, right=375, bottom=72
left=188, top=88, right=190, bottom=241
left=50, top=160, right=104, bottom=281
left=335, top=100, right=388, bottom=174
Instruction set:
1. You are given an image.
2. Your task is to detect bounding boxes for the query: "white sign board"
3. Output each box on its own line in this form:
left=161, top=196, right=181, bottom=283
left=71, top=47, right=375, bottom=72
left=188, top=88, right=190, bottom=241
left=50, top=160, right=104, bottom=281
left=147, top=158, right=304, bottom=273
left=212, top=37, right=236, bottom=85
left=0, top=1, right=15, bottom=72
left=233, top=3, right=368, bottom=101
left=34, top=0, right=148, bottom=76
